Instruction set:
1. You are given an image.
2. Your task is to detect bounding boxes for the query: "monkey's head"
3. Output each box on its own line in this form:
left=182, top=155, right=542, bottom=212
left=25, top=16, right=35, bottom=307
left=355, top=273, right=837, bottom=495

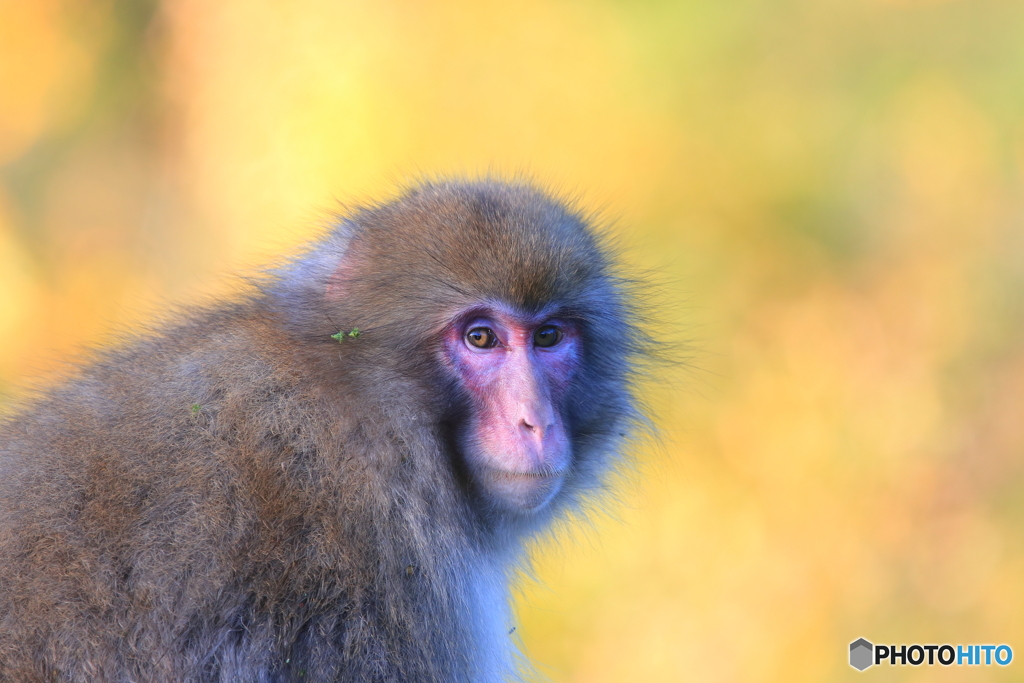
left=278, top=180, right=642, bottom=519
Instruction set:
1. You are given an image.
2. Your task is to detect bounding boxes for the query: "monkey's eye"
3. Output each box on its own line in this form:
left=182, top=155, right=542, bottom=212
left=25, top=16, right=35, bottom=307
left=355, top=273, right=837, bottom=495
left=466, top=327, right=497, bottom=349
left=533, top=325, right=562, bottom=348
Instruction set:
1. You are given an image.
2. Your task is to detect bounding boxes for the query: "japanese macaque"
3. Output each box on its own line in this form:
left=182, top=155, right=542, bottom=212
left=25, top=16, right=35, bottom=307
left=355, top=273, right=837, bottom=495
left=0, top=180, right=647, bottom=682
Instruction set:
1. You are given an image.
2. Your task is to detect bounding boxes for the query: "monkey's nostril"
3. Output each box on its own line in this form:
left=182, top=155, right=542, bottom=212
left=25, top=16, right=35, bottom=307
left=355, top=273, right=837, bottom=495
left=520, top=418, right=546, bottom=436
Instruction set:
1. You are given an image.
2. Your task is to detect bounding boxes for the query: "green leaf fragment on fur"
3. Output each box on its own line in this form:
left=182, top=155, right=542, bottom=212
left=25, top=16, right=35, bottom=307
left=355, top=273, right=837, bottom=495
left=332, top=328, right=360, bottom=342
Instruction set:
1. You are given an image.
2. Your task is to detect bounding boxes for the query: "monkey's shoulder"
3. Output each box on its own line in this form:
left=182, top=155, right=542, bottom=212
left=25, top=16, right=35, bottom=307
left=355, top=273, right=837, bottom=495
left=0, top=302, right=314, bottom=483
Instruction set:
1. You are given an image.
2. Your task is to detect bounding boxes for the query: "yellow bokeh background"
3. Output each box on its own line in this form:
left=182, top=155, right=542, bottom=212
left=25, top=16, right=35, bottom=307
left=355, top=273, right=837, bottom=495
left=3, top=1, right=1024, bottom=681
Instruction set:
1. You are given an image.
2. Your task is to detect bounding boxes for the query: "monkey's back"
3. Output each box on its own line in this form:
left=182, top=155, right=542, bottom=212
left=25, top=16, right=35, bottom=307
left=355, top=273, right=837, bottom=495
left=0, top=303, right=485, bottom=683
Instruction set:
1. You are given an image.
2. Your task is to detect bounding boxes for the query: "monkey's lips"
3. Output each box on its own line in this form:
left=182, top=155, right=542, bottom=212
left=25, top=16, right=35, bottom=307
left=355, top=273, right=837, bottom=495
left=480, top=467, right=566, bottom=512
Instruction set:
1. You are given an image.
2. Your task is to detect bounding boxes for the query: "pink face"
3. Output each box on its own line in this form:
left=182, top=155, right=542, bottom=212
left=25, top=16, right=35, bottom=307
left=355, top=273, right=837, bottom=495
left=442, top=306, right=581, bottom=512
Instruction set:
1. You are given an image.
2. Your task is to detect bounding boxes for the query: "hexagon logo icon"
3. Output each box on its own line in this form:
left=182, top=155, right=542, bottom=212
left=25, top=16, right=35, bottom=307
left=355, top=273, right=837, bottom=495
left=850, top=638, right=873, bottom=671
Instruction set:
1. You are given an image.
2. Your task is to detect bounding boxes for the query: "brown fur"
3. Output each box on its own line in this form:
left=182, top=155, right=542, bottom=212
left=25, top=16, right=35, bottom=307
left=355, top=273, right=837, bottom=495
left=0, top=180, right=646, bottom=682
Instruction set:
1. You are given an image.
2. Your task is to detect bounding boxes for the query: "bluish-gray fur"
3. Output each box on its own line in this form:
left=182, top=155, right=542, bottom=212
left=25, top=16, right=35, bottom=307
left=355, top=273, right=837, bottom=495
left=0, top=180, right=646, bottom=682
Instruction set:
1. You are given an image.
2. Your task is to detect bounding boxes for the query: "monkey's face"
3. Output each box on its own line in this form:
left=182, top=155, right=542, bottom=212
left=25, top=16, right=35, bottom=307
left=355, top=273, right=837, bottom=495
left=442, top=305, right=580, bottom=513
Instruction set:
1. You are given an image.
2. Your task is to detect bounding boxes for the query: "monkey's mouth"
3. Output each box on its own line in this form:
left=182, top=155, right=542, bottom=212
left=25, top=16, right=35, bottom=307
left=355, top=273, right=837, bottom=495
left=480, top=467, right=566, bottom=512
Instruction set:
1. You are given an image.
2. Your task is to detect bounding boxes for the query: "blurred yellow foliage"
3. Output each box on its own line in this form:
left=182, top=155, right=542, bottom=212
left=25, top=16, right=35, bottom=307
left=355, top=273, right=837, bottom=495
left=3, top=0, right=1024, bottom=681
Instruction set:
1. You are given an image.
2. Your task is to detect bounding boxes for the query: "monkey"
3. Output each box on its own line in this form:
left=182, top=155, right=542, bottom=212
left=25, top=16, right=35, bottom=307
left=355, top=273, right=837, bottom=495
left=0, top=180, right=647, bottom=682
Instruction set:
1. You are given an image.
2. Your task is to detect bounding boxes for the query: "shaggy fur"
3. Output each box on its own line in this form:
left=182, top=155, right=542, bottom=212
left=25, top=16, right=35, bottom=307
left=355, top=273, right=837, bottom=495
left=0, top=181, right=644, bottom=682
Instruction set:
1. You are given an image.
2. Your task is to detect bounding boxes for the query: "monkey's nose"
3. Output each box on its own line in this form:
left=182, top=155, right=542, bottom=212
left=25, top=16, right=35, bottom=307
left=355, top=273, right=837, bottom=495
left=520, top=418, right=543, bottom=436
left=519, top=415, right=555, bottom=444
left=517, top=400, right=556, bottom=448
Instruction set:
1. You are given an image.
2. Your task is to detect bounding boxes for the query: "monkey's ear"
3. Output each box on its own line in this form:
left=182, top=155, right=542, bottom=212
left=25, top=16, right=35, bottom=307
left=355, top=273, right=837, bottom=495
left=298, top=224, right=359, bottom=303
left=325, top=249, right=362, bottom=302
left=324, top=217, right=377, bottom=303
left=272, top=226, right=356, bottom=307
left=325, top=258, right=349, bottom=301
